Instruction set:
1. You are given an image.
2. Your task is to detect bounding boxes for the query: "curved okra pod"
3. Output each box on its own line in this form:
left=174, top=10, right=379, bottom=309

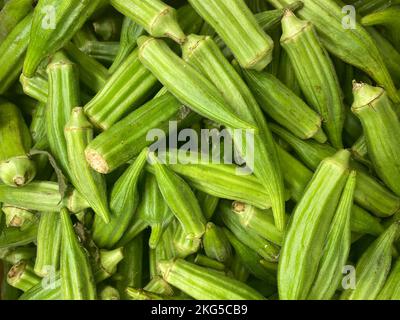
left=219, top=201, right=280, bottom=262
left=7, top=261, right=41, bottom=292
left=148, top=152, right=206, bottom=240
left=0, top=218, right=38, bottom=249
left=85, top=93, right=198, bottom=174
left=23, top=0, right=105, bottom=77
left=203, top=222, right=232, bottom=264
left=242, top=68, right=325, bottom=142
left=2, top=205, right=36, bottom=229
left=182, top=34, right=285, bottom=231
left=34, top=212, right=61, bottom=277
left=0, top=0, right=34, bottom=44
left=307, top=171, right=356, bottom=300
left=0, top=13, right=32, bottom=94
left=272, top=124, right=400, bottom=217
left=377, top=258, right=400, bottom=300
left=19, top=73, right=48, bottom=104
left=341, top=222, right=400, bottom=300
left=0, top=100, right=36, bottom=186
left=352, top=82, right=400, bottom=197
left=64, top=107, right=110, bottom=224
left=278, top=150, right=351, bottom=300
left=158, top=258, right=265, bottom=300
left=92, top=148, right=148, bottom=249
left=60, top=208, right=96, bottom=300
left=223, top=228, right=277, bottom=285
left=281, top=11, right=345, bottom=148
left=231, top=202, right=283, bottom=246
left=110, top=0, right=185, bottom=44
left=46, top=52, right=80, bottom=177
left=138, top=36, right=257, bottom=132
left=137, top=173, right=174, bottom=249
left=188, top=0, right=274, bottom=71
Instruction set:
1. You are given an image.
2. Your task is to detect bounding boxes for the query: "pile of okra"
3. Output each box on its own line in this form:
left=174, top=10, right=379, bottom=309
left=0, top=0, right=400, bottom=301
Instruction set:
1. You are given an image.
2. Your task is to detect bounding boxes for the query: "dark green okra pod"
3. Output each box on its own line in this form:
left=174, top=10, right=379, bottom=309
left=188, top=0, right=274, bottom=71
left=196, top=191, right=219, bottom=220
left=203, top=222, right=232, bottom=264
left=352, top=82, right=400, bottom=197
left=0, top=100, right=36, bottom=186
left=92, top=148, right=148, bottom=249
left=281, top=11, right=345, bottom=148
left=278, top=150, right=350, bottom=300
left=110, top=0, right=185, bottom=44
left=64, top=107, right=110, bottom=223
left=60, top=208, right=96, bottom=300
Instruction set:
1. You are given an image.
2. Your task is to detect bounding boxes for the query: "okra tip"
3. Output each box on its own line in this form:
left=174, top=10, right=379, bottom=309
left=181, top=34, right=208, bottom=59
left=85, top=148, right=110, bottom=174
left=7, top=261, right=27, bottom=286
left=351, top=81, right=385, bottom=113
left=0, top=157, right=37, bottom=187
left=281, top=10, right=310, bottom=42
left=327, top=149, right=351, bottom=168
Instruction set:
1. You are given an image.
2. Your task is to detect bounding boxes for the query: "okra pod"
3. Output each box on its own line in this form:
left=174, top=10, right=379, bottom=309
left=1, top=262, right=21, bottom=300
left=144, top=276, right=174, bottom=296
left=92, top=148, right=148, bottom=249
left=278, top=150, right=350, bottom=300
left=29, top=102, right=48, bottom=150
left=92, top=14, right=122, bottom=42
left=19, top=73, right=48, bottom=104
left=281, top=11, right=345, bottom=148
left=351, top=135, right=369, bottom=165
left=34, top=212, right=61, bottom=277
left=255, top=2, right=303, bottom=32
left=115, top=217, right=149, bottom=248
left=64, top=107, right=110, bottom=223
left=354, top=0, right=400, bottom=16
left=47, top=52, right=80, bottom=177
left=0, top=218, right=38, bottom=249
left=0, top=99, right=36, bottom=186
left=196, top=191, right=219, bottom=220
left=94, top=248, right=124, bottom=283
left=173, top=225, right=201, bottom=258
left=158, top=258, right=265, bottom=300
left=19, top=274, right=61, bottom=300
left=203, top=222, right=232, bottom=264
left=2, top=205, right=36, bottom=230
left=80, top=40, right=119, bottom=64
left=7, top=261, right=41, bottom=292
left=341, top=222, right=400, bottom=300
left=307, top=171, right=356, bottom=300
left=148, top=152, right=206, bottom=240
left=99, top=285, right=120, bottom=300
left=60, top=208, right=96, bottom=300
left=194, top=254, right=226, bottom=271
left=23, top=0, right=105, bottom=77
left=0, top=246, right=36, bottom=264
left=277, top=50, right=302, bottom=97
left=138, top=36, right=256, bottom=132
left=110, top=0, right=185, bottom=44
left=377, top=258, right=400, bottom=300
left=188, top=0, right=274, bottom=71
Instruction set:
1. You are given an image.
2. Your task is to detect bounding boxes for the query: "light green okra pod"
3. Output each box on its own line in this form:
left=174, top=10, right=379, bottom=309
left=194, top=254, right=226, bottom=271
left=377, top=258, right=400, bottom=300
left=2, top=205, right=36, bottom=230
left=94, top=248, right=124, bottom=283
left=280, top=11, right=345, bottom=148
left=308, top=171, right=356, bottom=300
left=7, top=261, right=41, bottom=292
left=173, top=225, right=202, bottom=258
left=203, top=222, right=232, bottom=264
left=352, top=82, right=400, bottom=197
left=158, top=258, right=265, bottom=300
left=64, top=107, right=110, bottom=224
left=144, top=276, right=174, bottom=297
left=110, top=0, right=185, bottom=44
left=341, top=222, right=400, bottom=300
left=196, top=191, right=219, bottom=221
left=188, top=0, right=274, bottom=71
left=19, top=73, right=48, bottom=104
left=0, top=218, right=39, bottom=249
left=278, top=150, right=350, bottom=300
left=99, top=286, right=120, bottom=300
left=29, top=102, right=48, bottom=150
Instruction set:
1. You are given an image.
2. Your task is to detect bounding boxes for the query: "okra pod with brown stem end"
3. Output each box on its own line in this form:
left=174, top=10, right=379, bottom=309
left=0, top=100, right=36, bottom=187
left=2, top=205, right=36, bottom=230
left=7, top=261, right=41, bottom=292
left=159, top=258, right=265, bottom=300
left=92, top=148, right=148, bottom=249
left=278, top=150, right=351, bottom=300
left=110, top=0, right=185, bottom=44
left=182, top=34, right=286, bottom=231
left=0, top=218, right=39, bottom=249
left=352, top=82, right=400, bottom=197
left=281, top=11, right=345, bottom=148
left=138, top=36, right=257, bottom=132
left=64, top=108, right=110, bottom=224
left=188, top=0, right=274, bottom=71
left=203, top=222, right=232, bottom=264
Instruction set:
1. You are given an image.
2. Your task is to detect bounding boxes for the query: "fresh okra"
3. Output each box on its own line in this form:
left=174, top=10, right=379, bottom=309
left=203, top=222, right=232, bottom=264
left=2, top=205, right=36, bottom=229
left=29, top=102, right=48, bottom=150
left=196, top=192, right=219, bottom=221
left=94, top=248, right=124, bottom=283
left=99, top=286, right=120, bottom=300
left=0, top=218, right=38, bottom=249
left=7, top=260, right=41, bottom=292
left=19, top=73, right=48, bottom=104
left=173, top=225, right=202, bottom=258
left=92, top=14, right=122, bottom=42
left=0, top=99, right=36, bottom=186
left=377, top=258, right=400, bottom=300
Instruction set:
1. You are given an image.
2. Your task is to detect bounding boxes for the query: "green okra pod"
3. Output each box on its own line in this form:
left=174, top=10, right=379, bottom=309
left=138, top=36, right=257, bottom=132
left=137, top=173, right=174, bottom=249
left=34, top=212, right=61, bottom=277
left=0, top=0, right=34, bottom=44
left=7, top=261, right=41, bottom=292
left=94, top=248, right=124, bottom=283
left=115, top=217, right=149, bottom=248
left=255, top=1, right=303, bottom=31
left=23, top=0, right=106, bottom=77
left=64, top=107, right=110, bottom=224
left=220, top=201, right=280, bottom=263
left=144, top=276, right=174, bottom=296
left=188, top=0, right=274, bottom=71
left=80, top=40, right=119, bottom=64
left=0, top=218, right=38, bottom=249
left=278, top=150, right=351, bottom=300
left=19, top=73, right=48, bottom=104
left=352, top=82, right=400, bottom=197
left=110, top=0, right=185, bottom=44
left=0, top=246, right=36, bottom=264
left=354, top=0, right=400, bottom=16
left=92, top=14, right=122, bottom=41
left=307, top=171, right=356, bottom=300
left=92, top=148, right=148, bottom=249
left=377, top=258, right=400, bottom=300
left=351, top=135, right=369, bottom=165
left=158, top=258, right=265, bottom=300
left=173, top=225, right=202, bottom=258
left=277, top=50, right=302, bottom=97
left=0, top=13, right=32, bottom=94
left=281, top=11, right=345, bottom=148
left=1, top=262, right=21, bottom=300
left=196, top=191, right=219, bottom=220
left=182, top=34, right=286, bottom=231
left=47, top=52, right=80, bottom=177
left=151, top=223, right=177, bottom=278
left=223, top=228, right=277, bottom=285
left=203, top=222, right=232, bottom=264
left=0, top=100, right=36, bottom=187
left=148, top=152, right=206, bottom=240
left=194, top=254, right=226, bottom=271
left=19, top=276, right=61, bottom=300
left=30, top=102, right=48, bottom=150
left=2, top=205, right=36, bottom=230
left=341, top=222, right=400, bottom=300
left=60, top=207, right=96, bottom=300
left=99, top=286, right=120, bottom=300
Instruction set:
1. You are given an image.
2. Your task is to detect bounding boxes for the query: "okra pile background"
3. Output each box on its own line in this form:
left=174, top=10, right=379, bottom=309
left=0, top=0, right=400, bottom=301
